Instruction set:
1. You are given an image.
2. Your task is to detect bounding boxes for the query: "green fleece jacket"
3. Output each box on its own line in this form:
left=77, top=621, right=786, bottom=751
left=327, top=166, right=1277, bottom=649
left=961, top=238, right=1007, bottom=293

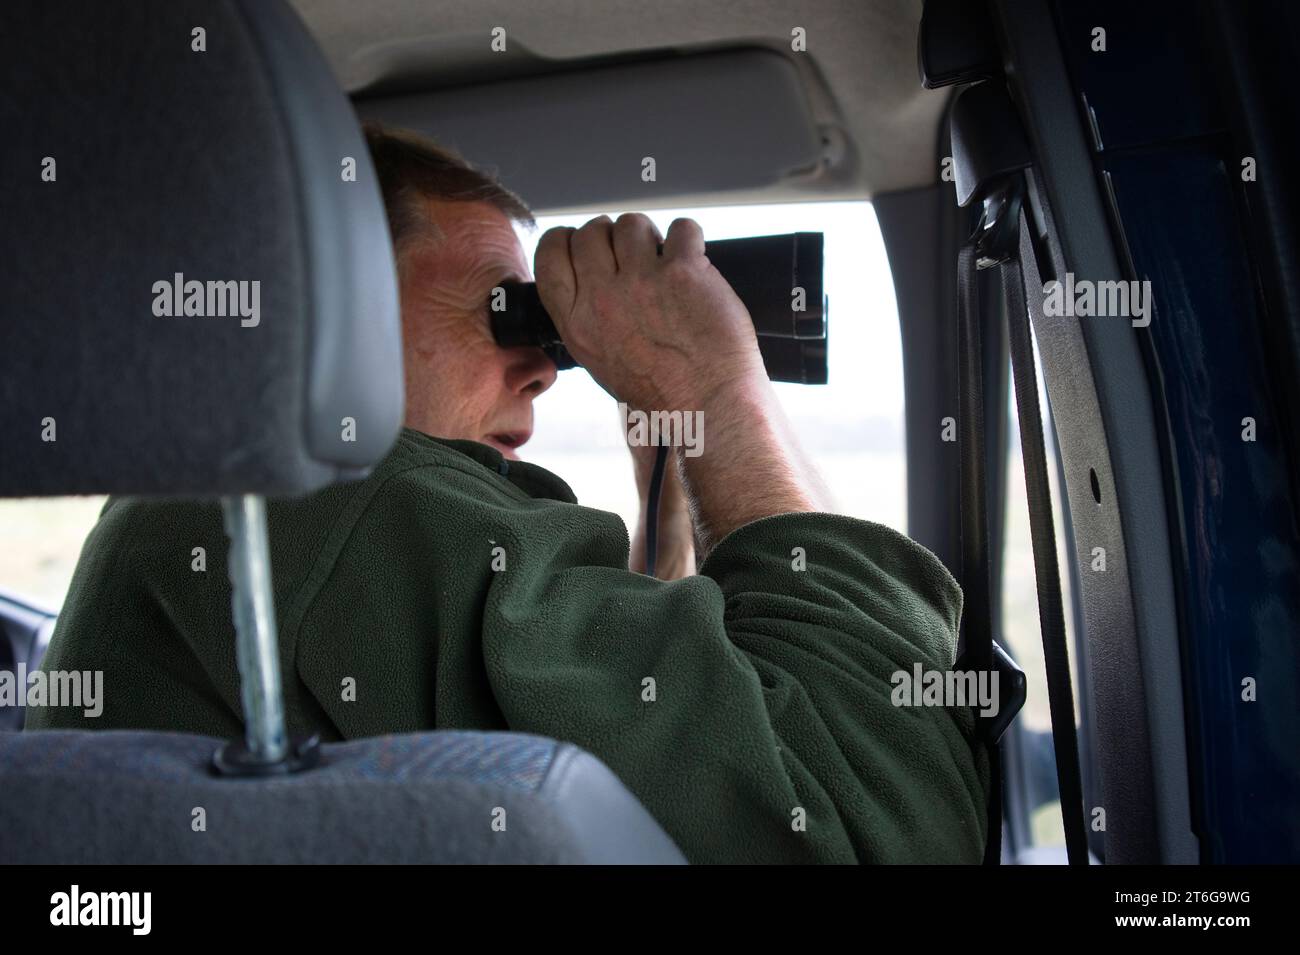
left=30, top=428, right=987, bottom=863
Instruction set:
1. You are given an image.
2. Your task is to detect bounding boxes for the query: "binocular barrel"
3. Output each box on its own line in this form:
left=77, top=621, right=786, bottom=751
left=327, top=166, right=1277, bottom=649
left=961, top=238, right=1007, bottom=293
left=489, top=232, right=828, bottom=384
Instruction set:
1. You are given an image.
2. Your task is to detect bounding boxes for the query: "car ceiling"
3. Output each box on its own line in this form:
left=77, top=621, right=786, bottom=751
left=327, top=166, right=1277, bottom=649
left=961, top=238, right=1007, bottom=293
left=289, top=0, right=945, bottom=211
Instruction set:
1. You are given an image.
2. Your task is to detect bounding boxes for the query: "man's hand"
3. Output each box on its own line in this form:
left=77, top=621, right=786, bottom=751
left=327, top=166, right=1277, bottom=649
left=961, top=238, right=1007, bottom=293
left=535, top=213, right=831, bottom=554
left=534, top=214, right=764, bottom=412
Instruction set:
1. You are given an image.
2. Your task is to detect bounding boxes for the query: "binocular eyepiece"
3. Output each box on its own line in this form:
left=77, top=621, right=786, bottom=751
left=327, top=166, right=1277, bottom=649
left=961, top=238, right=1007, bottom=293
left=489, top=232, right=829, bottom=385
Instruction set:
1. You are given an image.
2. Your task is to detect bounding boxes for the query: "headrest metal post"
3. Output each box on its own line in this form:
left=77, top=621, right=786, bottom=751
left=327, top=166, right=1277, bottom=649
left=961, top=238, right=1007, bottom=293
left=222, top=494, right=288, bottom=764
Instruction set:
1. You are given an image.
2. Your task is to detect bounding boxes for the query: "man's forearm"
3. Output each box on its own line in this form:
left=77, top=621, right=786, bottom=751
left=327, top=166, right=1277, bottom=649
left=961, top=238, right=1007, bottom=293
left=681, top=377, right=832, bottom=555
left=630, top=500, right=696, bottom=578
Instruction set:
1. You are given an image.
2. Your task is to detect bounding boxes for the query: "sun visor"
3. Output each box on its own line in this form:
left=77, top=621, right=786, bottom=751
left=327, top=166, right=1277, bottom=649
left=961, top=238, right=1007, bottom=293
left=355, top=48, right=827, bottom=212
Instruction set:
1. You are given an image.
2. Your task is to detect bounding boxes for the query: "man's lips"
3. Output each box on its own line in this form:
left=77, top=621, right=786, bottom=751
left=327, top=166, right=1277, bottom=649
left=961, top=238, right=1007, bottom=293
left=484, top=431, right=531, bottom=458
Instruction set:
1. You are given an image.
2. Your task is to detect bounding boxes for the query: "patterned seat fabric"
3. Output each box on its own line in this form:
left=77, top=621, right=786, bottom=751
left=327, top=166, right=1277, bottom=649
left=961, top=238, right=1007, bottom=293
left=0, top=730, right=685, bottom=864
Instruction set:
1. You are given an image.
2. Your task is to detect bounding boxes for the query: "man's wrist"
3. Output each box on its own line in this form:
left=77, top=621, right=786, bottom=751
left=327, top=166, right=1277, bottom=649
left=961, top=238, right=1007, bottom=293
left=677, top=371, right=823, bottom=552
left=640, top=352, right=767, bottom=420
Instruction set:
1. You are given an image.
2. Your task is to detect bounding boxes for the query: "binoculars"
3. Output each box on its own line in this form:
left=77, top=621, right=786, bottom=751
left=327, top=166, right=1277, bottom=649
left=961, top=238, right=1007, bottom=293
left=489, top=232, right=829, bottom=384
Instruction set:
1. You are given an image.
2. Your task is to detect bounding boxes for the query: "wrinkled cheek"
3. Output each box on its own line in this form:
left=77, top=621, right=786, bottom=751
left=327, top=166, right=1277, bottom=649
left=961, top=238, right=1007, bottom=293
left=413, top=364, right=489, bottom=438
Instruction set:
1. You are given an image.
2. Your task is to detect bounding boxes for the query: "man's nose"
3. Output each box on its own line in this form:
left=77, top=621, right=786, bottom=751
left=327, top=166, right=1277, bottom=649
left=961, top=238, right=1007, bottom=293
left=505, top=346, right=558, bottom=397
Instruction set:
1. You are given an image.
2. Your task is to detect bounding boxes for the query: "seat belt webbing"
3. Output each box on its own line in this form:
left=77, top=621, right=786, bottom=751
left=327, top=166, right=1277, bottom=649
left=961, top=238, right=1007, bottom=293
left=1001, top=230, right=1088, bottom=864
left=957, top=207, right=1088, bottom=865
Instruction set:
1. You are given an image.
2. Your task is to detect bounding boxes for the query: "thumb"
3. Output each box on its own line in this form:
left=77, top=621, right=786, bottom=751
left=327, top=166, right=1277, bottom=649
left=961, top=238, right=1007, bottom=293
left=534, top=225, right=577, bottom=328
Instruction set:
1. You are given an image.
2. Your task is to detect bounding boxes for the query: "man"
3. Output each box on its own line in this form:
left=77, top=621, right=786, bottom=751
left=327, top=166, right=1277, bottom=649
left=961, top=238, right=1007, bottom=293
left=30, top=124, right=988, bottom=864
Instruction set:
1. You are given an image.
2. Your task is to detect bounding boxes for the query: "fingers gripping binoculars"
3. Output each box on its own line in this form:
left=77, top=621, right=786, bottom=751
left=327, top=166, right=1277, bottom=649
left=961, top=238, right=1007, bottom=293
left=488, top=232, right=829, bottom=384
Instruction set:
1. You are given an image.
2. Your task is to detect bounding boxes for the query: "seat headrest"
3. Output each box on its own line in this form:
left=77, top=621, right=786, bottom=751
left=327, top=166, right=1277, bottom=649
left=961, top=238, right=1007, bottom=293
left=0, top=0, right=404, bottom=496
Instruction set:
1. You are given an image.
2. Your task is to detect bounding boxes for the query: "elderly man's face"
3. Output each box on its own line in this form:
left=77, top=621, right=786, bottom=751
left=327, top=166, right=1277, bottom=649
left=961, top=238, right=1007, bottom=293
left=398, top=198, right=556, bottom=459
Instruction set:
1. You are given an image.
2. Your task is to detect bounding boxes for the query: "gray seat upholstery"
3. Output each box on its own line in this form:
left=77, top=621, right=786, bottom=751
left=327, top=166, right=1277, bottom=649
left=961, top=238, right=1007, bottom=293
left=0, top=0, right=685, bottom=864
left=0, top=730, right=685, bottom=864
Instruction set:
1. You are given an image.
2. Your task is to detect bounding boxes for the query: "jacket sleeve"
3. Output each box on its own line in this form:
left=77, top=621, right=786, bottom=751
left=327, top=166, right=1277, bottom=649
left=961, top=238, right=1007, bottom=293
left=480, top=507, right=989, bottom=864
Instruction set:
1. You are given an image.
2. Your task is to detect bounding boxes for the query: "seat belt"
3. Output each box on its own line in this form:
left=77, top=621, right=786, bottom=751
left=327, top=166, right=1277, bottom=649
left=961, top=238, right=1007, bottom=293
left=956, top=174, right=1089, bottom=865
left=955, top=241, right=1006, bottom=864
left=1001, top=210, right=1089, bottom=865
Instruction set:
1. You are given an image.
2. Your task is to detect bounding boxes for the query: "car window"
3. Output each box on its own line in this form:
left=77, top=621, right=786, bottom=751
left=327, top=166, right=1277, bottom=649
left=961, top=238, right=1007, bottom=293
left=0, top=496, right=106, bottom=609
